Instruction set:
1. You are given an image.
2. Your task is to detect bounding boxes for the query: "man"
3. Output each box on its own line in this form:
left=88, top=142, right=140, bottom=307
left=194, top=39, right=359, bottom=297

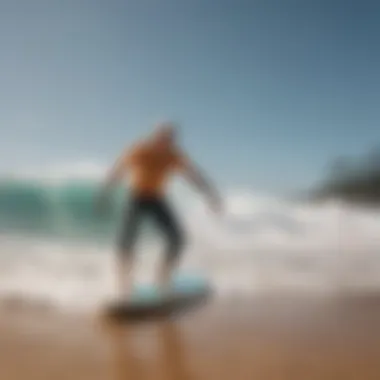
left=97, top=122, right=222, bottom=298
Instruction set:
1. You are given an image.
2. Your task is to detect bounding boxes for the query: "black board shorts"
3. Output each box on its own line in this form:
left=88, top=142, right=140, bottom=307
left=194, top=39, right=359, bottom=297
left=117, top=193, right=184, bottom=261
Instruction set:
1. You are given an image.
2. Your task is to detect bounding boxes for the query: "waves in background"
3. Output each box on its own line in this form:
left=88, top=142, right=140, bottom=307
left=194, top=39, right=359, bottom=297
left=0, top=170, right=380, bottom=311
left=0, top=177, right=126, bottom=241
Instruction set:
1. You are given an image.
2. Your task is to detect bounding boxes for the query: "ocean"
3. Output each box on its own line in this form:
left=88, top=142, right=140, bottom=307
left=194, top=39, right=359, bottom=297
left=0, top=172, right=380, bottom=312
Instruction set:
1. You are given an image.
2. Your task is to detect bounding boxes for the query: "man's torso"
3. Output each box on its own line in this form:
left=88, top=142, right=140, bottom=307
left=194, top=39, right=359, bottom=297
left=125, top=141, right=184, bottom=196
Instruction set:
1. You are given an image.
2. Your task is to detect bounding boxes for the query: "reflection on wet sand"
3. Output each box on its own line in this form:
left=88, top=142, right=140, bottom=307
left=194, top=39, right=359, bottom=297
left=2, top=297, right=380, bottom=380
left=106, top=323, right=146, bottom=380
left=105, top=321, right=191, bottom=380
left=156, top=322, right=193, bottom=380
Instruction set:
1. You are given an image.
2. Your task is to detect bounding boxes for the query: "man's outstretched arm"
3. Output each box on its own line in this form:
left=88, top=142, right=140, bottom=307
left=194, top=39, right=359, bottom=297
left=96, top=149, right=130, bottom=210
left=179, top=158, right=222, bottom=213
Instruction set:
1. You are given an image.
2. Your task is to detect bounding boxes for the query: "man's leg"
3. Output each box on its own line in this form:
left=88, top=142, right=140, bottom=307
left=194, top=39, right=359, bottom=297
left=117, top=197, right=142, bottom=299
left=116, top=255, right=134, bottom=298
left=149, top=198, right=185, bottom=294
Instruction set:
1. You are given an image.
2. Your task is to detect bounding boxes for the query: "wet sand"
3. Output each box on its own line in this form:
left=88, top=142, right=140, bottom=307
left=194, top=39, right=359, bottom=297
left=1, top=294, right=380, bottom=380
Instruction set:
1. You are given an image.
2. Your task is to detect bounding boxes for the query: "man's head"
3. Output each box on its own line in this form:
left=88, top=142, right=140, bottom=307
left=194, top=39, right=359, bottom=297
left=151, top=121, right=178, bottom=147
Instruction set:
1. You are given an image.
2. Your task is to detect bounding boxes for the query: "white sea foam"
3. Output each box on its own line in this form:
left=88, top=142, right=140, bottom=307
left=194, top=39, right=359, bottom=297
left=0, top=190, right=379, bottom=311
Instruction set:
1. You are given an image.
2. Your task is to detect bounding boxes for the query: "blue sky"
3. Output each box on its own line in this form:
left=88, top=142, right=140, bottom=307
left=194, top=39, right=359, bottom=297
left=0, top=0, right=379, bottom=193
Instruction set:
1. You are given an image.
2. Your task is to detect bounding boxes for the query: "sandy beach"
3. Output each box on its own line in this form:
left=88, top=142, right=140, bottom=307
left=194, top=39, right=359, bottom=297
left=1, top=294, right=380, bottom=380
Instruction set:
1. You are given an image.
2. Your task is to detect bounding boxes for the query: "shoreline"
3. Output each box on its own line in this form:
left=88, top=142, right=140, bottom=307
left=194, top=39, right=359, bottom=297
left=1, top=294, right=380, bottom=379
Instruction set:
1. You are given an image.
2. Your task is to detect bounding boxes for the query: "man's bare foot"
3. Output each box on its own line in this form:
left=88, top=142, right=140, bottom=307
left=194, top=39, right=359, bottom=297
left=156, top=264, right=175, bottom=298
left=156, top=262, right=173, bottom=297
left=157, top=280, right=174, bottom=299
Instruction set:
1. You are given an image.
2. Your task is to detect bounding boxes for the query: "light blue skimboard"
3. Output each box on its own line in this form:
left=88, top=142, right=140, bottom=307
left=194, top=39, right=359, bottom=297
left=104, top=273, right=212, bottom=321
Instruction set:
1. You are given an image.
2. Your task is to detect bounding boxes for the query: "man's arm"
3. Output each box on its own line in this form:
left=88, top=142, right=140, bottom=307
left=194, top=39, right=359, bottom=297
left=102, top=154, right=126, bottom=189
left=96, top=148, right=130, bottom=208
left=178, top=156, right=222, bottom=213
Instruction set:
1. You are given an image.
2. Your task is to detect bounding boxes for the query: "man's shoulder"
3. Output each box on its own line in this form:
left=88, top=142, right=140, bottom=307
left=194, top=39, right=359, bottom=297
left=124, top=140, right=148, bottom=155
left=172, top=144, right=187, bottom=158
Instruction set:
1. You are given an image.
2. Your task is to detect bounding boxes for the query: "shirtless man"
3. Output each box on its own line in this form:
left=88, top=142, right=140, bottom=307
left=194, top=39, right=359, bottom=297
left=97, top=122, right=222, bottom=298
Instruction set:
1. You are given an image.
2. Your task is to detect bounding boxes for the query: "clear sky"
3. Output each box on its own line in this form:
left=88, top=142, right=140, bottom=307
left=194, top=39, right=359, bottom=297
left=0, top=0, right=379, bottom=193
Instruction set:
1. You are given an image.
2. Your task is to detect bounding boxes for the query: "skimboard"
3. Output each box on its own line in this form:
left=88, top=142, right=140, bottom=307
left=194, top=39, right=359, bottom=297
left=104, top=274, right=212, bottom=321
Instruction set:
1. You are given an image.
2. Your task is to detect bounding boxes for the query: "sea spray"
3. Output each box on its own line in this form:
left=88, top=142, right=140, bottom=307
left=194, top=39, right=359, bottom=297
left=0, top=177, right=379, bottom=310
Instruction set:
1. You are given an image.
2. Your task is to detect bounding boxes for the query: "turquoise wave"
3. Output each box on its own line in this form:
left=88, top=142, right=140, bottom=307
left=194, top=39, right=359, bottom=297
left=0, top=178, right=129, bottom=242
